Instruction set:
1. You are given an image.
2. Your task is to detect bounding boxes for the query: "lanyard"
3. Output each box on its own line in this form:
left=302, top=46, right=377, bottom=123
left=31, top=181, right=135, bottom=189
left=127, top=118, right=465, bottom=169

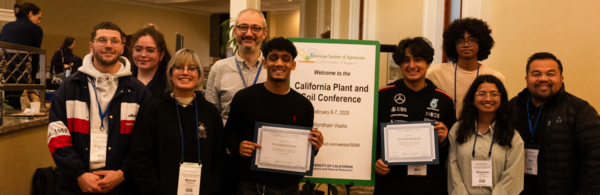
left=472, top=123, right=494, bottom=159
left=91, top=81, right=111, bottom=131
left=235, top=58, right=263, bottom=88
left=454, top=64, right=479, bottom=109
left=526, top=97, right=544, bottom=143
left=174, top=97, right=201, bottom=164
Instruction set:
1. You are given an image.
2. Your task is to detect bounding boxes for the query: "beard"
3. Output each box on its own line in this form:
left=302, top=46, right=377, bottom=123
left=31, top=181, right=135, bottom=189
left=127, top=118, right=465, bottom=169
left=529, top=83, right=560, bottom=102
left=93, top=48, right=121, bottom=67
left=237, top=35, right=261, bottom=52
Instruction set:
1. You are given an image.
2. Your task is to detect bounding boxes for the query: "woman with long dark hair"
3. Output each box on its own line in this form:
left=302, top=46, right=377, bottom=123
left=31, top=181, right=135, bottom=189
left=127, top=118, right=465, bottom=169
left=447, top=75, right=524, bottom=195
left=50, top=37, right=75, bottom=83
left=128, top=26, right=171, bottom=98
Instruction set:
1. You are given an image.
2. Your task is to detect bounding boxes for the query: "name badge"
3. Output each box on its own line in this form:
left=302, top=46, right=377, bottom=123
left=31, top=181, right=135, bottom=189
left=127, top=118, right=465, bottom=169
left=177, top=162, right=202, bottom=195
left=407, top=165, right=427, bottom=176
left=471, top=160, right=492, bottom=187
left=525, top=149, right=539, bottom=175
left=90, top=129, right=107, bottom=161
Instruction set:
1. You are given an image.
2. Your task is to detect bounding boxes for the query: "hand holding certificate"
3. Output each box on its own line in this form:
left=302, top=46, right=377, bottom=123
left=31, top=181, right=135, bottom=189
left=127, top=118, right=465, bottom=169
left=250, top=122, right=316, bottom=176
left=380, top=121, right=439, bottom=165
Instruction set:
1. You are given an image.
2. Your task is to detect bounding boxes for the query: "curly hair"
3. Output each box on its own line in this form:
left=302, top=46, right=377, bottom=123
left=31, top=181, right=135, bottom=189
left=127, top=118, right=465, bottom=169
left=443, top=18, right=494, bottom=62
left=262, top=37, right=298, bottom=59
left=392, top=37, right=435, bottom=65
left=455, top=75, right=514, bottom=148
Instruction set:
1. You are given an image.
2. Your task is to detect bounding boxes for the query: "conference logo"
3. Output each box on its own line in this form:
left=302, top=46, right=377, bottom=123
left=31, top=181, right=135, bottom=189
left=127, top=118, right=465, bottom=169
left=297, top=48, right=319, bottom=63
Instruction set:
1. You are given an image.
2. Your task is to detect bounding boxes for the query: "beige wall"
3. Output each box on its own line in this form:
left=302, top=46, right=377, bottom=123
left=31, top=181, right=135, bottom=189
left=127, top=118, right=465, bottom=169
left=374, top=0, right=423, bottom=87
left=0, top=125, right=55, bottom=195
left=483, top=0, right=600, bottom=110
left=269, top=11, right=300, bottom=39
left=17, top=0, right=212, bottom=71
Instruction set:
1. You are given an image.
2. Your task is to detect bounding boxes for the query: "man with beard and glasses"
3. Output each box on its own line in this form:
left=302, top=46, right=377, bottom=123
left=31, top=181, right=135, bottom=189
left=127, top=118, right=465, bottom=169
left=507, top=52, right=600, bottom=195
left=47, top=22, right=150, bottom=194
left=205, top=8, right=268, bottom=194
left=206, top=8, right=268, bottom=124
left=224, top=37, right=324, bottom=195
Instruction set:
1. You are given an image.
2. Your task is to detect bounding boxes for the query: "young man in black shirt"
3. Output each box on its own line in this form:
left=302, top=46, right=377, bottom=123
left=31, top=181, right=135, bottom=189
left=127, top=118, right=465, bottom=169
left=224, top=37, right=325, bottom=195
left=374, top=37, right=456, bottom=195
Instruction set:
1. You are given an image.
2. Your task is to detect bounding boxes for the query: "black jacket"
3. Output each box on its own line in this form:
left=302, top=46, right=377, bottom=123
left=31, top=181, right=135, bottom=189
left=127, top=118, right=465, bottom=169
left=130, top=91, right=227, bottom=195
left=0, top=17, right=43, bottom=47
left=508, top=85, right=600, bottom=195
left=51, top=48, right=74, bottom=74
left=374, top=79, right=456, bottom=195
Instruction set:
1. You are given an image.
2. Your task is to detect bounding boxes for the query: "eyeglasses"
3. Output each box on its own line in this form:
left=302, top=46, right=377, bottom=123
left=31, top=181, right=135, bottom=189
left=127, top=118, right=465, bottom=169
left=94, top=37, right=122, bottom=46
left=455, top=38, right=479, bottom=46
left=475, top=91, right=501, bottom=99
left=236, top=25, right=263, bottom=34
left=172, top=66, right=199, bottom=74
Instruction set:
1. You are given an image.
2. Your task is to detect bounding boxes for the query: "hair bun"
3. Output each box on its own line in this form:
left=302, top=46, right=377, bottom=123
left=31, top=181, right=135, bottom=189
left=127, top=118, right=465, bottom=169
left=13, top=4, right=20, bottom=14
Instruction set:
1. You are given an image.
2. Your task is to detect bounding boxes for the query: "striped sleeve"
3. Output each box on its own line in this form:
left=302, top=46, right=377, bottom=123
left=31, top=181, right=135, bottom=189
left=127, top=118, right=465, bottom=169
left=48, top=84, right=88, bottom=177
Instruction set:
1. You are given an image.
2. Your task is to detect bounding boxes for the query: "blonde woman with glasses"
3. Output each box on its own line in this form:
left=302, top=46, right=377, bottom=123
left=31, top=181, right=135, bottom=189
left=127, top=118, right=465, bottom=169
left=130, top=49, right=227, bottom=195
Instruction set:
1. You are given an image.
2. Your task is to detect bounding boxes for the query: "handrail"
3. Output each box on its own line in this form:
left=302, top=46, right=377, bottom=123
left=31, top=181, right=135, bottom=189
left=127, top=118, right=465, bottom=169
left=0, top=41, right=47, bottom=112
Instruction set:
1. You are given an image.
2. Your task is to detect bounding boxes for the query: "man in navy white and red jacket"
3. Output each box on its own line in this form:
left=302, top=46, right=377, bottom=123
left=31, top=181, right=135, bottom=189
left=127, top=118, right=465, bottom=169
left=47, top=22, right=150, bottom=194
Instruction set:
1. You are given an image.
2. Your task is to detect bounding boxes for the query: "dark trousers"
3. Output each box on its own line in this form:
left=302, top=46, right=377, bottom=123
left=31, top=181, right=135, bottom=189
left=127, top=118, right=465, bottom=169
left=237, top=177, right=299, bottom=195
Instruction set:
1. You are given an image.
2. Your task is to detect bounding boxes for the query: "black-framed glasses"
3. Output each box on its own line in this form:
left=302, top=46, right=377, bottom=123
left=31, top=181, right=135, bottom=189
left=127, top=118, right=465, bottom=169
left=94, top=37, right=122, bottom=46
left=455, top=38, right=479, bottom=46
left=236, top=25, right=263, bottom=34
left=172, top=66, right=200, bottom=74
left=475, top=91, right=501, bottom=99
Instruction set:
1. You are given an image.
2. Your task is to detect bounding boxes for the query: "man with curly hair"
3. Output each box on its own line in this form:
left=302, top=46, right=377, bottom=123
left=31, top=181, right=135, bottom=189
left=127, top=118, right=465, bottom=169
left=426, top=18, right=505, bottom=118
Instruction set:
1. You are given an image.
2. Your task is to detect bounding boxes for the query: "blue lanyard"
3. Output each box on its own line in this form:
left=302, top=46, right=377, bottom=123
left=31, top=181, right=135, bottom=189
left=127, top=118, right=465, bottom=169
left=526, top=97, right=544, bottom=143
left=235, top=58, right=263, bottom=88
left=454, top=64, right=479, bottom=109
left=472, top=123, right=494, bottom=159
left=174, top=97, right=201, bottom=164
left=91, top=81, right=111, bottom=131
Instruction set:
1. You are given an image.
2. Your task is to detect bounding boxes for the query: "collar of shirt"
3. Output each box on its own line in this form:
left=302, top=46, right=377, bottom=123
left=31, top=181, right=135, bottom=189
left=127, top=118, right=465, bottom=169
left=235, top=51, right=264, bottom=70
left=475, top=121, right=496, bottom=136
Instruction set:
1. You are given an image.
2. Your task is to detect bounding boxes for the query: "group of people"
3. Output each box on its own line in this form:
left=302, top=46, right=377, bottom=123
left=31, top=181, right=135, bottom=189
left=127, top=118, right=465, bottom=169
left=375, top=18, right=600, bottom=195
left=24, top=3, right=596, bottom=195
left=46, top=8, right=323, bottom=195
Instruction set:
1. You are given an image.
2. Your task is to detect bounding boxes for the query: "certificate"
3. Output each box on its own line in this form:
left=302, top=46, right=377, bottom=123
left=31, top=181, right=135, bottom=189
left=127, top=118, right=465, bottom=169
left=380, top=121, right=439, bottom=165
left=251, top=122, right=315, bottom=176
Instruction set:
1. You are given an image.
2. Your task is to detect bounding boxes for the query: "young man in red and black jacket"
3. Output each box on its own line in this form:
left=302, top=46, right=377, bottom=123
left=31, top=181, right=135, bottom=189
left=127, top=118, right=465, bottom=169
left=375, top=37, right=456, bottom=195
left=47, top=22, right=150, bottom=194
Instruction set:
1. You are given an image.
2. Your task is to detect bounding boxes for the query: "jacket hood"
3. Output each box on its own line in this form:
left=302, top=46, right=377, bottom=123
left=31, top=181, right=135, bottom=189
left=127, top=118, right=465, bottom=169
left=392, top=78, right=438, bottom=94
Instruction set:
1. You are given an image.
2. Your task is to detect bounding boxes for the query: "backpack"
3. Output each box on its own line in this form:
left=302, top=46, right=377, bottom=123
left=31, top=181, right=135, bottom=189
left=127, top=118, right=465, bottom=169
left=31, top=166, right=58, bottom=195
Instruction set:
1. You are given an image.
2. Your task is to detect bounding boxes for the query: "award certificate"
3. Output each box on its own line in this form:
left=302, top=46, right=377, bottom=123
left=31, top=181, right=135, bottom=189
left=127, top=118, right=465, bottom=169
left=380, top=121, right=439, bottom=165
left=251, top=122, right=315, bottom=175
